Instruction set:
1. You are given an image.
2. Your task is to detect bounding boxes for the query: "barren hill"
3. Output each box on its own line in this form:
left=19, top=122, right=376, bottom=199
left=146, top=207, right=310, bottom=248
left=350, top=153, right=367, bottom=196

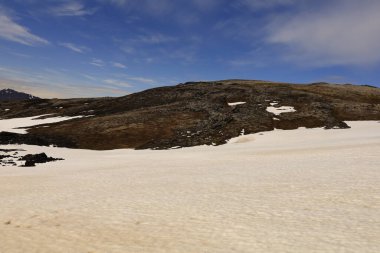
left=0, top=80, right=379, bottom=150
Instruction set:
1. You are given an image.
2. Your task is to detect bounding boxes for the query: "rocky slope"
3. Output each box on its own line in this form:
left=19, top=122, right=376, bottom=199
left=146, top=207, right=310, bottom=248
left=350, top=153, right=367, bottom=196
left=0, top=80, right=379, bottom=150
left=0, top=89, right=39, bottom=101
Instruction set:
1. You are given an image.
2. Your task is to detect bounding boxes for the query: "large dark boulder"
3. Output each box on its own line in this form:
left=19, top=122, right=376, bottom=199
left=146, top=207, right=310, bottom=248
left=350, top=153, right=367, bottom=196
left=20, top=153, right=63, bottom=167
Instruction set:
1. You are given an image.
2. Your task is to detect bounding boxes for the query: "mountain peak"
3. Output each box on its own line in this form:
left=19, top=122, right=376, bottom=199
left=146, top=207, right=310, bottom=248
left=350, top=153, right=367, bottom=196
left=0, top=89, right=40, bottom=101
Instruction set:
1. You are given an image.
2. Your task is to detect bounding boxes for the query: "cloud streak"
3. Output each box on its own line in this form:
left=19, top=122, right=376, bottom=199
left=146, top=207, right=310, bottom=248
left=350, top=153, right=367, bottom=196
left=127, top=77, right=155, bottom=84
left=90, top=58, right=105, bottom=67
left=0, top=12, right=49, bottom=46
left=49, top=2, right=96, bottom=17
left=104, top=79, right=133, bottom=88
left=137, top=33, right=178, bottom=44
left=112, top=62, right=127, bottom=69
left=59, top=42, right=89, bottom=53
left=238, top=0, right=296, bottom=10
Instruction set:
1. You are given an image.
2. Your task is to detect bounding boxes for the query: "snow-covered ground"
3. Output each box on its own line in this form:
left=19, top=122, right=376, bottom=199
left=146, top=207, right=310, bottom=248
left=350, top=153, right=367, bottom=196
left=0, top=115, right=87, bottom=134
left=0, top=121, right=379, bottom=253
left=266, top=102, right=297, bottom=115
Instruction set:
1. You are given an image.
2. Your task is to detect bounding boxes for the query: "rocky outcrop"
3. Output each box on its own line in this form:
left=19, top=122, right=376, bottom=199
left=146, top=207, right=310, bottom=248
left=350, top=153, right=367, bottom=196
left=0, top=149, right=62, bottom=167
left=20, top=153, right=63, bottom=167
left=0, top=80, right=379, bottom=150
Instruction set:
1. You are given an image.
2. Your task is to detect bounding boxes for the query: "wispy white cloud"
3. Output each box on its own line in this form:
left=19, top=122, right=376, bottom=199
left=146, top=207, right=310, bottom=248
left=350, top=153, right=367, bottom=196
left=49, top=2, right=96, bottom=17
left=266, top=0, right=380, bottom=66
left=228, top=58, right=266, bottom=68
left=214, top=16, right=259, bottom=40
left=112, top=62, right=127, bottom=69
left=237, top=0, right=296, bottom=10
left=90, top=58, right=105, bottom=67
left=9, top=52, right=32, bottom=58
left=0, top=66, right=22, bottom=76
left=104, top=79, right=133, bottom=87
left=127, top=77, right=155, bottom=84
left=101, top=0, right=172, bottom=16
left=100, top=0, right=128, bottom=6
left=120, top=45, right=135, bottom=54
left=169, top=47, right=199, bottom=63
left=137, top=33, right=178, bottom=44
left=145, top=57, right=154, bottom=63
left=191, top=0, right=221, bottom=11
left=59, top=42, right=89, bottom=53
left=82, top=74, right=97, bottom=81
left=116, top=32, right=178, bottom=63
left=0, top=12, right=49, bottom=46
left=115, top=31, right=185, bottom=64
left=103, top=0, right=294, bottom=16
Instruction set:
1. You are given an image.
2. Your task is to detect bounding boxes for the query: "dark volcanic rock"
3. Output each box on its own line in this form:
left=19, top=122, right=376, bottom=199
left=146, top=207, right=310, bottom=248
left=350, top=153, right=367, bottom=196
left=0, top=80, right=379, bottom=150
left=19, top=153, right=63, bottom=167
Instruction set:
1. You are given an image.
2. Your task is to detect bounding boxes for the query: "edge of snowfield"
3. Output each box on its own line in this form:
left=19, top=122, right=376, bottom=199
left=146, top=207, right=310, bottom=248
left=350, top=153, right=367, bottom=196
left=0, top=120, right=378, bottom=157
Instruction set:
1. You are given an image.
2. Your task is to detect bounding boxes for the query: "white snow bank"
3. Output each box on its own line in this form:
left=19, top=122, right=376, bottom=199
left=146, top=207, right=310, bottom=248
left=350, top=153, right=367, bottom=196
left=0, top=115, right=86, bottom=134
left=228, top=102, right=246, bottom=106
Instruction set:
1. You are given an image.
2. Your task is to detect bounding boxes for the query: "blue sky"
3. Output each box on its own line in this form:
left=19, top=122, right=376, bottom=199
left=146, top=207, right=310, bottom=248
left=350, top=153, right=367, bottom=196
left=0, top=0, right=379, bottom=98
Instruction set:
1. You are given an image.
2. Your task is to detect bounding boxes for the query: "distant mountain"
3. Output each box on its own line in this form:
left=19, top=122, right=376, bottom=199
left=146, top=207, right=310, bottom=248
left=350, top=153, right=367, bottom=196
left=0, top=89, right=40, bottom=101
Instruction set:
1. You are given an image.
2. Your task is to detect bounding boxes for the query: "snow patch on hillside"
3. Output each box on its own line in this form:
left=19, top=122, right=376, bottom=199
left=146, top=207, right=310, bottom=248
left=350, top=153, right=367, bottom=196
left=266, top=102, right=296, bottom=115
left=228, top=102, right=246, bottom=106
left=0, top=115, right=87, bottom=134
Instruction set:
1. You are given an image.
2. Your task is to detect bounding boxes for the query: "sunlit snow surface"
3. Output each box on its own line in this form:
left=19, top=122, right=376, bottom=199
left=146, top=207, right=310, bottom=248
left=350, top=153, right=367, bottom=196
left=0, top=121, right=380, bottom=253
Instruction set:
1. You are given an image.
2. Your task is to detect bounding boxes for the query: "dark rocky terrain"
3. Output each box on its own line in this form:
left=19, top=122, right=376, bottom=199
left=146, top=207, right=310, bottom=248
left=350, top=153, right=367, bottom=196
left=20, top=153, right=63, bottom=167
left=0, top=149, right=62, bottom=167
left=0, top=80, right=379, bottom=150
left=0, top=88, right=40, bottom=101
